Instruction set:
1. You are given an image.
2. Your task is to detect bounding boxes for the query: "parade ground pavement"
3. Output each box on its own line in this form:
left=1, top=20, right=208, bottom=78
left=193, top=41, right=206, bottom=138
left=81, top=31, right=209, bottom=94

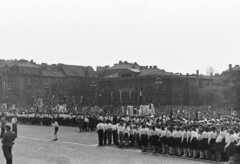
left=0, top=124, right=229, bottom=164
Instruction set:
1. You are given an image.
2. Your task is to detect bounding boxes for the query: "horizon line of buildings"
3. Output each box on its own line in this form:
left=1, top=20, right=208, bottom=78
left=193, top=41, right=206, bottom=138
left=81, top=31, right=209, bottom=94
left=0, top=59, right=239, bottom=108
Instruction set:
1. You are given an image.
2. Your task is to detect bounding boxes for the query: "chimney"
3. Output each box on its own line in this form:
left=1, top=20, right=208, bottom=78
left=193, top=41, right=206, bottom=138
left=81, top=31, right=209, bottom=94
left=235, top=65, right=239, bottom=67
left=196, top=70, right=199, bottom=76
left=146, top=65, right=148, bottom=69
left=149, top=66, right=152, bottom=69
left=187, top=73, right=189, bottom=76
left=30, top=60, right=33, bottom=63
left=134, top=62, right=137, bottom=64
left=119, top=60, right=122, bottom=64
left=229, top=64, right=232, bottom=70
left=124, top=61, right=127, bottom=64
left=153, top=65, right=157, bottom=68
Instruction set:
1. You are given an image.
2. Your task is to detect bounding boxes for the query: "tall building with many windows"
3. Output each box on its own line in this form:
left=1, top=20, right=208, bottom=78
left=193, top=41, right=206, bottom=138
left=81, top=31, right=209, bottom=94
left=0, top=59, right=97, bottom=108
left=97, top=61, right=212, bottom=106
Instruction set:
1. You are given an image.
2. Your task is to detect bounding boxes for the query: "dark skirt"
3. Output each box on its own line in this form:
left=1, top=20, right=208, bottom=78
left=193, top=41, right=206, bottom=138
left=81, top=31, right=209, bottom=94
left=187, top=138, right=191, bottom=148
left=175, top=137, right=181, bottom=147
left=141, top=134, right=148, bottom=146
left=209, top=138, right=216, bottom=150
left=197, top=139, right=205, bottom=151
left=212, top=142, right=224, bottom=152
left=150, top=135, right=159, bottom=146
left=161, top=136, right=167, bottom=145
left=182, top=138, right=187, bottom=148
left=168, top=137, right=175, bottom=147
left=222, top=138, right=226, bottom=148
left=190, top=138, right=198, bottom=150
left=202, top=138, right=208, bottom=150
left=226, top=142, right=238, bottom=156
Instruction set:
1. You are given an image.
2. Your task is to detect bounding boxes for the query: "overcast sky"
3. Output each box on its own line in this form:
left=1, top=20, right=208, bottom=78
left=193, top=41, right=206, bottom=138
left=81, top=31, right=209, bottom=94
left=0, top=0, right=240, bottom=74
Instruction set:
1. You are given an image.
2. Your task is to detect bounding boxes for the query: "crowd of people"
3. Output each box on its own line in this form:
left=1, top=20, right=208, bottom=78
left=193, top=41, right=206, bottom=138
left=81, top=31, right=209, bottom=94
left=1, top=104, right=239, bottom=163
left=95, top=105, right=239, bottom=164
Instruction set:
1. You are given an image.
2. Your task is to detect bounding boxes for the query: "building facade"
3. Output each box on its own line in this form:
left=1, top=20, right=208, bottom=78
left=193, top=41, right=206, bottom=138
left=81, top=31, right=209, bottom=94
left=97, top=61, right=211, bottom=107
left=0, top=59, right=97, bottom=108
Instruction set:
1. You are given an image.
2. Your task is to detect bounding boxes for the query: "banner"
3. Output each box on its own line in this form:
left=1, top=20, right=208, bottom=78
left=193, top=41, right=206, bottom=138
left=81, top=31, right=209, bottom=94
left=80, top=96, right=83, bottom=104
left=120, top=91, right=122, bottom=103
left=139, top=91, right=142, bottom=105
left=111, top=91, right=113, bottom=101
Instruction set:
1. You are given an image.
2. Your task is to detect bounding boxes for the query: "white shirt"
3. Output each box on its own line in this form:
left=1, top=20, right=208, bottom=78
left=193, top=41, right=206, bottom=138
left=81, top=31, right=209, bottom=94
left=216, top=135, right=222, bottom=143
left=53, top=121, right=59, bottom=127
left=11, top=117, right=17, bottom=124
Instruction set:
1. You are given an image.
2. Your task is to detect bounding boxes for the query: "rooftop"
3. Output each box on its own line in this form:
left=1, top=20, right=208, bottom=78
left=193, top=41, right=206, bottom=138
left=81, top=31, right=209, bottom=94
left=60, top=64, right=97, bottom=77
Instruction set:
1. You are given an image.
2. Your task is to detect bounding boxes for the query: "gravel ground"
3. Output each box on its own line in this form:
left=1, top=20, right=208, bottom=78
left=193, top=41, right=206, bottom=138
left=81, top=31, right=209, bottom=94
left=0, top=124, right=226, bottom=164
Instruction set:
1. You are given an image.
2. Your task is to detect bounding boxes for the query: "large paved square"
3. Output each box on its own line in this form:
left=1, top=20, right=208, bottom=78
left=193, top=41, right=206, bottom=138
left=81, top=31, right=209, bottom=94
left=0, top=124, right=223, bottom=164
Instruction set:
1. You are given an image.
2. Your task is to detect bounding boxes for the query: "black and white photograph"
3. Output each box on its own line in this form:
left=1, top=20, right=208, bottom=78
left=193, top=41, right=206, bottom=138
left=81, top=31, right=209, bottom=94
left=0, top=0, right=240, bottom=164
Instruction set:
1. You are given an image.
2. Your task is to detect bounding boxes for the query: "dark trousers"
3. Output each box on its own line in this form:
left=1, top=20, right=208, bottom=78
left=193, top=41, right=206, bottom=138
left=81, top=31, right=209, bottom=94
left=2, top=144, right=12, bottom=162
left=137, top=134, right=142, bottom=148
left=119, top=132, right=124, bottom=147
left=12, top=124, right=17, bottom=137
left=113, top=130, right=118, bottom=145
left=107, top=129, right=112, bottom=144
left=98, top=130, right=103, bottom=146
left=1, top=128, right=5, bottom=138
left=104, top=130, right=108, bottom=145
left=84, top=122, right=88, bottom=131
left=130, top=134, right=135, bottom=146
left=78, top=122, right=83, bottom=132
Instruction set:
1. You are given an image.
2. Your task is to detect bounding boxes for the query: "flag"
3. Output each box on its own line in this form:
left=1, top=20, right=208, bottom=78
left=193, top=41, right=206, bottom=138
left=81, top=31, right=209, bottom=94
left=129, top=91, right=131, bottom=100
left=111, top=91, right=113, bottom=101
left=120, top=91, right=122, bottom=103
left=139, top=91, right=143, bottom=105
left=72, top=96, right=75, bottom=104
left=80, top=96, right=83, bottom=104
left=39, top=99, right=44, bottom=107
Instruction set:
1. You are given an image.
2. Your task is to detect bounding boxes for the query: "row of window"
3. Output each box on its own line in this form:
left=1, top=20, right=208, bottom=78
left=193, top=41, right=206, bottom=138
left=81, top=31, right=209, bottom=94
left=101, top=85, right=182, bottom=92
left=20, top=69, right=39, bottom=75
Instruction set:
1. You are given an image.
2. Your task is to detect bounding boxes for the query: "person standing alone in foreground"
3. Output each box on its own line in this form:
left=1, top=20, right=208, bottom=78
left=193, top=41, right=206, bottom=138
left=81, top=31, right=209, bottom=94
left=2, top=125, right=16, bottom=164
left=52, top=120, right=59, bottom=141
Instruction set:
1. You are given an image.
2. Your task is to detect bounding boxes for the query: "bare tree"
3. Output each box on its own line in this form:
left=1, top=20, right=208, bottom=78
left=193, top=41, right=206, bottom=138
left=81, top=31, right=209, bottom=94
left=206, top=66, right=215, bottom=76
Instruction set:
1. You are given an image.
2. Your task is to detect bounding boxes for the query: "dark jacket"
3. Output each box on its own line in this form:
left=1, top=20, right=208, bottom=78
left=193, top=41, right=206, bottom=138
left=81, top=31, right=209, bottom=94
left=2, top=131, right=16, bottom=146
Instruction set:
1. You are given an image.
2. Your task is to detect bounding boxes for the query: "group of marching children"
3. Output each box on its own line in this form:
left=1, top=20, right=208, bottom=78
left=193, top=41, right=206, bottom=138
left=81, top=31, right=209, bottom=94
left=97, top=118, right=240, bottom=164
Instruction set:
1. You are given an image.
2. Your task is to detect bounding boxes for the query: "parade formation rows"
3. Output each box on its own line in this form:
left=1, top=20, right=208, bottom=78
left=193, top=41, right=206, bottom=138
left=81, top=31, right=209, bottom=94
left=1, top=105, right=239, bottom=164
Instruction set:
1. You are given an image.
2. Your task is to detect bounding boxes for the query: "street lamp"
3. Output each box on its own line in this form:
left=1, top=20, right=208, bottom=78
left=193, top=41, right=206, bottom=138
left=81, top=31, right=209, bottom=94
left=155, top=77, right=162, bottom=106
left=90, top=81, right=96, bottom=106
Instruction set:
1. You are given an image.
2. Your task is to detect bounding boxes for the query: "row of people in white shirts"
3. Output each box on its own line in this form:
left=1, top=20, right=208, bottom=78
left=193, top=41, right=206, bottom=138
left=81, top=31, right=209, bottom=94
left=97, top=123, right=240, bottom=145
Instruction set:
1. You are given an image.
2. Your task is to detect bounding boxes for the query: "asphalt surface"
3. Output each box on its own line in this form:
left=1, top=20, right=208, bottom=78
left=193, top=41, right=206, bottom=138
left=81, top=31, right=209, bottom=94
left=0, top=124, right=227, bottom=164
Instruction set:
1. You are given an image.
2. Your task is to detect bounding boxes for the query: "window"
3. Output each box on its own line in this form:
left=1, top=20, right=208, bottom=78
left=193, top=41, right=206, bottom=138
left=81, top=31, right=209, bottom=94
left=27, top=78, right=31, bottom=85
left=28, top=85, right=31, bottom=91
left=121, top=74, right=131, bottom=78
